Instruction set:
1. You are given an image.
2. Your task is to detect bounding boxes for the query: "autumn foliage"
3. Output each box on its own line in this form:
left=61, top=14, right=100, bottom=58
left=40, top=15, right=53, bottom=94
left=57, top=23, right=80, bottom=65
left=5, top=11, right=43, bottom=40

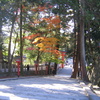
left=22, top=3, right=61, bottom=57
left=24, top=35, right=61, bottom=57
left=41, top=16, right=61, bottom=29
left=33, top=37, right=60, bottom=56
left=23, top=33, right=40, bottom=39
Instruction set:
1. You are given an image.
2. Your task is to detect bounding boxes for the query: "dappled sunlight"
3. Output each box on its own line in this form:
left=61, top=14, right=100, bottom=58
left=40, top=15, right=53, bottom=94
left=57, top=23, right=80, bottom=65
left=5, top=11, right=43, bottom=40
left=0, top=91, right=38, bottom=100
left=0, top=77, right=89, bottom=100
left=19, top=83, right=70, bottom=90
left=0, top=68, right=88, bottom=100
left=0, top=84, right=39, bottom=100
left=0, top=85, right=11, bottom=89
left=19, top=83, right=77, bottom=97
left=19, top=82, right=86, bottom=97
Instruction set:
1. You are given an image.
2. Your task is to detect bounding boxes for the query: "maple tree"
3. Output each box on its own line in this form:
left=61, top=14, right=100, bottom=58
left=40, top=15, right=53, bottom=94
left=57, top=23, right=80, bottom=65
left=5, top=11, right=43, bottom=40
left=41, top=16, right=61, bottom=29
left=24, top=35, right=61, bottom=57
left=21, top=3, right=62, bottom=60
left=32, top=37, right=60, bottom=56
left=14, top=1, right=65, bottom=75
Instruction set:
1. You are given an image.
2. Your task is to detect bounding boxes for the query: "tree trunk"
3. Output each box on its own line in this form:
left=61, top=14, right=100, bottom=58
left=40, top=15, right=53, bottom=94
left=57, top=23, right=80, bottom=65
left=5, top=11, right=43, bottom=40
left=54, top=44, right=59, bottom=75
left=8, top=9, right=18, bottom=75
left=11, top=32, right=18, bottom=63
left=79, top=0, right=89, bottom=81
left=71, top=40, right=80, bottom=78
left=8, top=17, right=16, bottom=74
left=0, top=6, right=3, bottom=64
left=71, top=10, right=79, bottom=78
left=20, top=4, right=23, bottom=74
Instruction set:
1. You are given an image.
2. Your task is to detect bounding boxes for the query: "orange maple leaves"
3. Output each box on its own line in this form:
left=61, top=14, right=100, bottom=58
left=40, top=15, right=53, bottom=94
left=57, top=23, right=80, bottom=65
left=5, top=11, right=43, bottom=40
left=23, top=15, right=61, bottom=56
left=30, top=2, right=53, bottom=12
left=32, top=37, right=61, bottom=56
left=23, top=34, right=61, bottom=56
left=28, top=16, right=61, bottom=29
left=31, top=6, right=46, bottom=12
left=23, top=33, right=40, bottom=39
left=41, top=16, right=61, bottom=29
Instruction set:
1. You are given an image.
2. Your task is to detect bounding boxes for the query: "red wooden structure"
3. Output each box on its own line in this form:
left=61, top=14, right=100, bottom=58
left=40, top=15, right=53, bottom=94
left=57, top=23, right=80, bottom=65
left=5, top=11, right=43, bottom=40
left=60, top=51, right=66, bottom=68
left=16, top=60, right=21, bottom=76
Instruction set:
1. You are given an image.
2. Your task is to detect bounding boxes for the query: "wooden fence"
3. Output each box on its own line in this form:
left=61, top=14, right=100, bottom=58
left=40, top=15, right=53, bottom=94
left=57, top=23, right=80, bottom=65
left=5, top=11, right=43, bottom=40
left=0, top=63, right=53, bottom=78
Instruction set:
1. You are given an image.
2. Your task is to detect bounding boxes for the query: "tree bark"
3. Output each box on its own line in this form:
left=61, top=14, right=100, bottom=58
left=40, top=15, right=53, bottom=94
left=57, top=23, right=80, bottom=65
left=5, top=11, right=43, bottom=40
left=79, top=0, right=89, bottom=81
left=0, top=6, right=3, bottom=64
left=20, top=3, right=23, bottom=74
left=8, top=8, right=18, bottom=75
left=71, top=10, right=80, bottom=78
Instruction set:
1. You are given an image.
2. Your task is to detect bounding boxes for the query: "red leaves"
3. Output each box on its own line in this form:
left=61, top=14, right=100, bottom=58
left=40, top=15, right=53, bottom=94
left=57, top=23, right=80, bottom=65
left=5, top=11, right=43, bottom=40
left=31, top=2, right=53, bottom=12
left=41, top=16, right=61, bottom=29
left=38, top=6, right=46, bottom=11
left=23, top=33, right=40, bottom=39
left=31, top=8, right=38, bottom=12
left=31, top=6, right=46, bottom=12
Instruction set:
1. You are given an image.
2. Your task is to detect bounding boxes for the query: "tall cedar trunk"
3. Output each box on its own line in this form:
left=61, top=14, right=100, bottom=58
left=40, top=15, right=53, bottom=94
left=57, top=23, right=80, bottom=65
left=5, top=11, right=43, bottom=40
left=8, top=16, right=16, bottom=74
left=71, top=9, right=80, bottom=78
left=71, top=32, right=80, bottom=78
left=20, top=3, right=23, bottom=74
left=8, top=9, right=18, bottom=75
left=8, top=20, right=14, bottom=74
left=79, top=0, right=89, bottom=81
left=0, top=6, right=3, bottom=64
left=71, top=10, right=79, bottom=78
left=0, top=51, right=3, bottom=63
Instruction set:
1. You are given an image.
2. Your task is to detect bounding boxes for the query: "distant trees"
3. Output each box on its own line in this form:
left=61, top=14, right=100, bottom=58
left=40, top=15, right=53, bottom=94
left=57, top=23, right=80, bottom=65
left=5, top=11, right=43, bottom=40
left=84, top=0, right=100, bottom=85
left=70, top=0, right=89, bottom=81
left=0, top=0, right=17, bottom=67
left=71, top=0, right=100, bottom=82
left=0, top=0, right=9, bottom=63
left=51, top=0, right=100, bottom=82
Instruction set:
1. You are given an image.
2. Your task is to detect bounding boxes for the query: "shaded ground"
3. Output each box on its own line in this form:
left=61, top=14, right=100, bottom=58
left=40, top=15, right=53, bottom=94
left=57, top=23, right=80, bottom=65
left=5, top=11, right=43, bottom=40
left=0, top=65, right=90, bottom=100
